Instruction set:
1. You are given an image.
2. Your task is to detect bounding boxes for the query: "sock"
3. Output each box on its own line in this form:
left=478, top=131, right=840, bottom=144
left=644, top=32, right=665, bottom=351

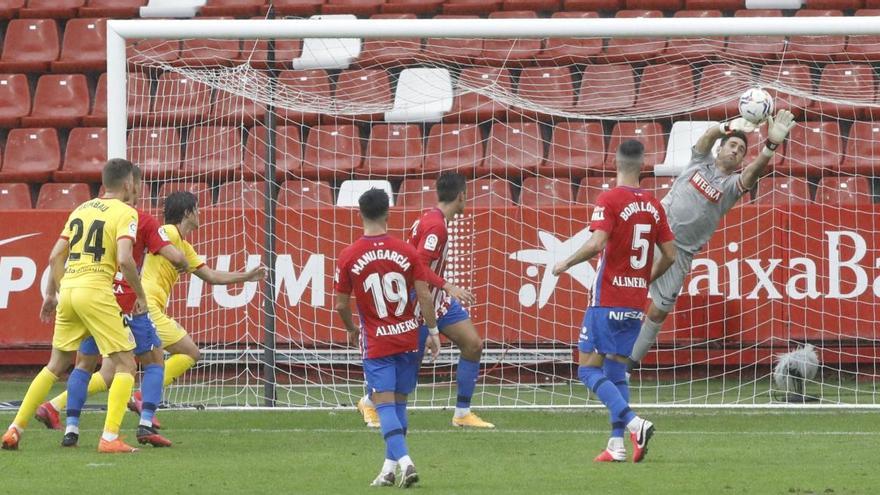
left=140, top=364, right=164, bottom=427
left=12, top=367, right=58, bottom=429
left=578, top=365, right=636, bottom=427
left=376, top=402, right=408, bottom=461
left=608, top=437, right=625, bottom=452
left=603, top=360, right=629, bottom=438
left=454, top=358, right=480, bottom=413
left=630, top=317, right=663, bottom=362
left=394, top=401, right=408, bottom=436
left=65, top=368, right=91, bottom=429
left=381, top=458, right=398, bottom=475
left=65, top=424, right=79, bottom=435
left=164, top=354, right=196, bottom=386
left=398, top=455, right=414, bottom=471
left=103, top=372, right=134, bottom=439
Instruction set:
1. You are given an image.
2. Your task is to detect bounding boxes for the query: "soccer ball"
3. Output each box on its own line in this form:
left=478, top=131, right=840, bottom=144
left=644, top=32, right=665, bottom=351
left=738, top=88, right=774, bottom=124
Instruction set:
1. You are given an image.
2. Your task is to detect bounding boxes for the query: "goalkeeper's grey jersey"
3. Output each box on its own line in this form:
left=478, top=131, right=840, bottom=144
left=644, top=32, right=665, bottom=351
left=661, top=146, right=749, bottom=254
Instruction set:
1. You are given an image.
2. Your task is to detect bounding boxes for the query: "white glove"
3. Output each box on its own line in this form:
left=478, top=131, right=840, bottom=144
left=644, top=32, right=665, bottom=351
left=720, top=117, right=757, bottom=135
left=767, top=109, right=796, bottom=145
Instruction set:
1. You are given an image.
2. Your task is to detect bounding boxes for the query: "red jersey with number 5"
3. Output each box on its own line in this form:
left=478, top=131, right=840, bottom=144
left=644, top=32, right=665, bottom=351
left=112, top=209, right=170, bottom=313
left=335, top=234, right=431, bottom=359
left=589, top=186, right=674, bottom=309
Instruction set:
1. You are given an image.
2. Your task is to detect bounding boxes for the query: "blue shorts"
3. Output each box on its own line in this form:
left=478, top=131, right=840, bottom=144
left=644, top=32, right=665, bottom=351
left=418, top=298, right=470, bottom=353
left=79, top=313, right=162, bottom=357
left=363, top=352, right=422, bottom=395
left=578, top=307, right=643, bottom=357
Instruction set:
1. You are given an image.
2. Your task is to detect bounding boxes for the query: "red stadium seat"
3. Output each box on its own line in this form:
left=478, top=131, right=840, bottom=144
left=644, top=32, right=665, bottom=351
left=362, top=124, right=423, bottom=176
left=397, top=179, right=435, bottom=209
left=519, top=177, right=574, bottom=207
left=181, top=126, right=243, bottom=181
left=634, top=64, right=694, bottom=114
left=55, top=127, right=107, bottom=182
left=0, top=19, right=60, bottom=72
left=605, top=122, right=665, bottom=173
left=577, top=176, right=617, bottom=205
left=275, top=70, right=331, bottom=126
left=640, top=176, right=675, bottom=201
left=270, top=0, right=325, bottom=15
left=624, top=0, right=681, bottom=8
left=0, top=183, right=31, bottom=209
left=481, top=11, right=542, bottom=67
left=0, top=74, right=31, bottom=128
left=212, top=87, right=267, bottom=126
left=22, top=74, right=90, bottom=128
left=425, top=15, right=483, bottom=65
left=330, top=69, right=392, bottom=123
left=684, top=0, right=742, bottom=9
left=151, top=72, right=213, bottom=125
left=127, top=127, right=181, bottom=180
left=806, top=0, right=862, bottom=8
left=843, top=9, right=880, bottom=62
left=727, top=10, right=785, bottom=61
left=694, top=63, right=753, bottom=121
left=504, top=0, right=560, bottom=11
left=128, top=40, right=179, bottom=66
left=35, top=183, right=90, bottom=210
left=841, top=121, right=880, bottom=175
left=382, top=0, right=442, bottom=14
left=215, top=181, right=266, bottom=208
left=543, top=121, right=605, bottom=178
left=781, top=122, right=841, bottom=177
left=177, top=38, right=241, bottom=67
left=813, top=64, right=876, bottom=120
left=539, top=12, right=602, bottom=64
left=469, top=178, right=513, bottom=207
left=424, top=123, right=485, bottom=176
left=79, top=0, right=145, bottom=17
left=53, top=18, right=106, bottom=72
left=0, top=128, right=60, bottom=183
left=663, top=10, right=725, bottom=62
left=94, top=72, right=152, bottom=126
left=602, top=10, right=666, bottom=63
left=241, top=39, right=302, bottom=70
left=243, top=126, right=303, bottom=180
left=200, top=0, right=265, bottom=16
left=515, top=66, right=575, bottom=119
left=757, top=64, right=814, bottom=116
left=278, top=180, right=333, bottom=208
left=322, top=0, right=386, bottom=15
left=754, top=177, right=812, bottom=205
left=358, top=14, right=422, bottom=69
left=20, top=0, right=84, bottom=18
left=443, top=0, right=503, bottom=15
left=788, top=10, right=846, bottom=63
left=563, top=0, right=621, bottom=8
left=446, top=67, right=513, bottom=123
left=302, top=125, right=362, bottom=180
left=740, top=121, right=783, bottom=170
left=816, top=176, right=872, bottom=206
left=481, top=121, right=544, bottom=177
left=158, top=181, right=212, bottom=209
left=0, top=0, right=24, bottom=19
left=572, top=64, right=635, bottom=115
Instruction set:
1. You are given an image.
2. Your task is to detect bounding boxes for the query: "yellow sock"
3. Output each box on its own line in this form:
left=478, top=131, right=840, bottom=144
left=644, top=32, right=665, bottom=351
left=13, top=367, right=58, bottom=429
left=50, top=372, right=108, bottom=411
left=164, top=354, right=196, bottom=386
left=103, top=372, right=134, bottom=435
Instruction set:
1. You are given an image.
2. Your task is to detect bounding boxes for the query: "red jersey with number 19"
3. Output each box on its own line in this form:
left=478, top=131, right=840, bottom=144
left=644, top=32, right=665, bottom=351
left=335, top=234, right=432, bottom=359
left=589, top=186, right=674, bottom=309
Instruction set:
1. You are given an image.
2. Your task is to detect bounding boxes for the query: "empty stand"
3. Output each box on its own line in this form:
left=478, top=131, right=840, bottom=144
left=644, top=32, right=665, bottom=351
left=322, top=0, right=386, bottom=16
left=755, top=177, right=812, bottom=205
left=663, top=10, right=725, bottom=62
left=539, top=12, right=602, bottom=64
left=788, top=10, right=846, bottom=63
left=127, top=127, right=181, bottom=180
left=481, top=121, right=544, bottom=177
left=277, top=179, right=333, bottom=208
left=270, top=0, right=325, bottom=15
left=362, top=124, right=423, bottom=176
left=782, top=122, right=841, bottom=177
left=625, top=0, right=682, bottom=8
left=425, top=15, right=483, bottom=65
left=813, top=64, right=876, bottom=120
left=841, top=121, right=880, bottom=175
left=302, top=125, right=362, bottom=180
left=212, top=87, right=267, bottom=125
left=330, top=69, right=392, bottom=123
left=577, top=177, right=617, bottom=205
left=605, top=122, right=665, bottom=173
left=215, top=181, right=266, bottom=208
left=519, top=177, right=574, bottom=207
left=35, top=183, right=91, bottom=210
left=0, top=19, right=60, bottom=72
left=382, top=0, right=442, bottom=14
left=727, top=10, right=785, bottom=61
left=158, top=181, right=213, bottom=209
left=241, top=39, right=302, bottom=69
left=564, top=0, right=622, bottom=8
left=200, top=0, right=265, bottom=16
left=504, top=0, right=560, bottom=11
left=0, top=0, right=24, bottom=19
left=397, top=179, right=435, bottom=209
left=79, top=0, right=146, bottom=17
left=758, top=64, right=814, bottom=116
left=447, top=67, right=513, bottom=123
left=443, top=0, right=503, bottom=15
left=22, top=74, right=90, bottom=128
left=53, top=18, right=106, bottom=72
left=20, top=0, right=84, bottom=18
left=634, top=63, right=694, bottom=114
left=424, top=123, right=485, bottom=176
left=0, top=74, right=31, bottom=127
left=181, top=126, right=243, bottom=181
left=684, top=0, right=742, bottom=8
left=543, top=121, right=605, bottom=178
left=151, top=72, right=212, bottom=125
left=844, top=9, right=880, bottom=62
left=573, top=63, right=635, bottom=115
left=244, top=126, right=303, bottom=180
left=128, top=40, right=179, bottom=66
left=602, top=10, right=666, bottom=63
left=482, top=11, right=542, bottom=66
left=177, top=37, right=241, bottom=67
left=816, top=176, right=872, bottom=206
left=275, top=70, right=331, bottom=125
left=358, top=14, right=422, bottom=69
left=695, top=63, right=753, bottom=120
left=0, top=183, right=31, bottom=209
left=55, top=127, right=107, bottom=182
left=0, top=128, right=60, bottom=183
left=515, top=66, right=575, bottom=119
left=469, top=178, right=513, bottom=208
left=86, top=72, right=152, bottom=126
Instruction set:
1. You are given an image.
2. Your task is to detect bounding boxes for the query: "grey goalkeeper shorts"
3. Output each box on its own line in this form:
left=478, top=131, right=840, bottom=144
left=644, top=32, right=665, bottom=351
left=648, top=247, right=694, bottom=313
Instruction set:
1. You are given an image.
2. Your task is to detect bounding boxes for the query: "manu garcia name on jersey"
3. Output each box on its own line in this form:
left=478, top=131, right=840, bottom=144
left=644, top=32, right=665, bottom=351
left=612, top=275, right=647, bottom=288
left=619, top=201, right=662, bottom=223
left=350, top=249, right=412, bottom=276
left=375, top=318, right=420, bottom=337
left=690, top=172, right=722, bottom=203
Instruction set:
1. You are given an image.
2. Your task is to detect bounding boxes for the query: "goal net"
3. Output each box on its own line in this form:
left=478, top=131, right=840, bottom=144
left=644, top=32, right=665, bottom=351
left=116, top=15, right=880, bottom=408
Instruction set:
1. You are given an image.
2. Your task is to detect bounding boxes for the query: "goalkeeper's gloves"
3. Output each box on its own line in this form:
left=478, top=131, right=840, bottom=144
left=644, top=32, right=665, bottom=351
left=719, top=117, right=756, bottom=135
left=762, top=109, right=796, bottom=157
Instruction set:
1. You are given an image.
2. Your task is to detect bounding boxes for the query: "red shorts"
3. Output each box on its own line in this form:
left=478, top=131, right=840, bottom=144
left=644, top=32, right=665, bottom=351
left=114, top=284, right=136, bottom=314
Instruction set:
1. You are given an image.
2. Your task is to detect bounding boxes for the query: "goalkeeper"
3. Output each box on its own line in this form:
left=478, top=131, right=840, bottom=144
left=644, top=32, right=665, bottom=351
left=629, top=110, right=796, bottom=365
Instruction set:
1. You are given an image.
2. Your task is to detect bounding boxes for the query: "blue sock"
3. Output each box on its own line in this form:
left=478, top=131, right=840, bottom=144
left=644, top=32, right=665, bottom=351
left=456, top=358, right=480, bottom=409
left=578, top=365, right=636, bottom=427
left=140, top=364, right=164, bottom=424
left=395, top=401, right=408, bottom=436
left=603, top=360, right=629, bottom=438
left=376, top=402, right=408, bottom=461
left=65, top=368, right=90, bottom=427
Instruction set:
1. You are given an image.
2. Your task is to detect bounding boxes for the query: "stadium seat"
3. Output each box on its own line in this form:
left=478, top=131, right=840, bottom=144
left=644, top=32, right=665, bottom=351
left=200, top=0, right=265, bottom=16
left=79, top=0, right=146, bottom=17
left=20, top=0, right=84, bottom=18
left=243, top=126, right=303, bottom=180
left=425, top=15, right=483, bottom=65
left=215, top=181, right=266, bottom=208
left=397, top=179, right=435, bottom=209
left=740, top=121, right=783, bottom=170
left=0, top=183, right=31, bottom=209
left=35, top=183, right=90, bottom=210
left=277, top=179, right=333, bottom=208
left=694, top=63, right=754, bottom=121
left=22, top=74, right=90, bottom=128
left=275, top=70, right=331, bottom=126
left=543, top=121, right=605, bottom=178
left=336, top=179, right=394, bottom=207
left=358, top=14, right=422, bottom=69
left=177, top=37, right=241, bottom=67
left=841, top=121, right=880, bottom=175
left=754, top=177, right=812, bottom=205
left=813, top=64, right=876, bottom=120
left=0, top=0, right=24, bottom=19
left=757, top=64, right=814, bottom=116
left=684, top=0, right=741, bottom=8
left=640, top=176, right=675, bottom=200
left=624, top=0, right=681, bottom=8
left=158, top=181, right=213, bottom=209
left=0, top=19, right=60, bottom=72
left=446, top=67, right=513, bottom=123
left=181, top=126, right=243, bottom=181
left=663, top=10, right=725, bottom=62
left=150, top=72, right=212, bottom=125
left=515, top=66, right=575, bottom=119
left=0, top=128, right=61, bottom=183
left=519, top=177, right=574, bottom=207
left=128, top=40, right=179, bottom=66
left=329, top=69, right=392, bottom=123
left=577, top=177, right=617, bottom=205
left=443, top=0, right=503, bottom=15
left=0, top=74, right=31, bottom=128
left=539, top=12, right=602, bottom=64
left=843, top=9, right=880, bottom=62
left=53, top=18, right=106, bottom=72
left=241, top=39, right=303, bottom=69
left=602, top=10, right=667, bottom=63
left=788, top=10, right=846, bottom=63
left=362, top=124, right=423, bottom=177
left=302, top=125, right=362, bottom=180
left=90, top=72, right=152, bottom=126
left=269, top=0, right=325, bottom=15
left=212, top=87, right=267, bottom=126
left=469, top=178, right=513, bottom=208
left=322, top=0, right=385, bottom=15
left=634, top=64, right=694, bottom=114
left=781, top=122, right=841, bottom=177
left=503, top=0, right=559, bottom=10
left=127, top=127, right=181, bottom=180
left=382, top=0, right=442, bottom=14
left=805, top=0, right=862, bottom=8
left=572, top=63, right=635, bottom=115
left=55, top=127, right=107, bottom=182
left=481, top=11, right=542, bottom=66
left=726, top=10, right=785, bottom=61
left=816, top=176, right=872, bottom=206
left=563, top=0, right=621, bottom=8
left=605, top=122, right=665, bottom=174
left=481, top=121, right=544, bottom=177
left=423, top=123, right=485, bottom=176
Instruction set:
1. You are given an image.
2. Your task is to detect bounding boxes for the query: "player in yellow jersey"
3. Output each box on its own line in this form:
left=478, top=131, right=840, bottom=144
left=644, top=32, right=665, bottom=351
left=2, top=159, right=147, bottom=453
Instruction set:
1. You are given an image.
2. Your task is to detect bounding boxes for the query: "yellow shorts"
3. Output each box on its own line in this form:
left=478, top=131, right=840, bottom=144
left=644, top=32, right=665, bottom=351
left=149, top=306, right=188, bottom=348
left=53, top=287, right=135, bottom=354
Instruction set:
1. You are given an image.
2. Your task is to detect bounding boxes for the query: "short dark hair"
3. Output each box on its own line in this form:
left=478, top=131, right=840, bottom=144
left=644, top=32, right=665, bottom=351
left=358, top=188, right=389, bottom=221
left=618, top=139, right=645, bottom=159
left=436, top=172, right=467, bottom=203
left=720, top=130, right=748, bottom=149
left=164, top=191, right=198, bottom=225
left=102, top=158, right=136, bottom=190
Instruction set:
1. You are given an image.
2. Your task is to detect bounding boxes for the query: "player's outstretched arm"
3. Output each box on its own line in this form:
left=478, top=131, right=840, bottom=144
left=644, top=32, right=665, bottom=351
left=696, top=118, right=758, bottom=156
left=552, top=230, right=610, bottom=277
left=118, top=237, right=149, bottom=314
left=158, top=245, right=189, bottom=273
left=39, top=238, right=69, bottom=322
left=194, top=265, right=266, bottom=285
left=740, top=109, right=796, bottom=190
left=649, top=240, right=677, bottom=285
left=414, top=280, right=441, bottom=362
left=335, top=293, right=360, bottom=348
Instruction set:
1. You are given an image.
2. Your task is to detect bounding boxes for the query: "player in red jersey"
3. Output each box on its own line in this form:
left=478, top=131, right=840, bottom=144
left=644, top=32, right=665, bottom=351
left=335, top=188, right=441, bottom=488
left=553, top=140, right=677, bottom=463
